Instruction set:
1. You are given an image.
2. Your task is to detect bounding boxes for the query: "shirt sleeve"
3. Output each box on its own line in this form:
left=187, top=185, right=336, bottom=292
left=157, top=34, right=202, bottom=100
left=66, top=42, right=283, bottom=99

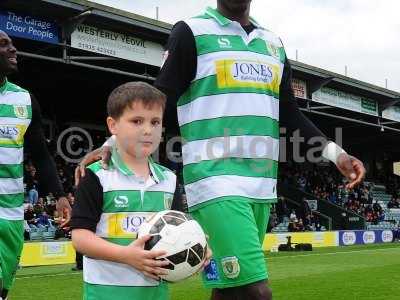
left=24, top=94, right=65, bottom=197
left=70, top=169, right=103, bottom=232
left=154, top=21, right=197, bottom=134
left=171, top=183, right=187, bottom=212
left=279, top=58, right=329, bottom=145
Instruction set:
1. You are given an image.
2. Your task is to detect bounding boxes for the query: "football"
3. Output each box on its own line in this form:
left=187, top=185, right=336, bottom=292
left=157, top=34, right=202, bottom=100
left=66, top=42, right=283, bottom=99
left=137, top=210, right=207, bottom=282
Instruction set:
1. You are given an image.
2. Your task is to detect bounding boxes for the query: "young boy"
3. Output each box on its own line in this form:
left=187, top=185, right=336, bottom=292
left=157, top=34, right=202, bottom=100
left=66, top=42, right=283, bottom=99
left=71, top=82, right=176, bottom=300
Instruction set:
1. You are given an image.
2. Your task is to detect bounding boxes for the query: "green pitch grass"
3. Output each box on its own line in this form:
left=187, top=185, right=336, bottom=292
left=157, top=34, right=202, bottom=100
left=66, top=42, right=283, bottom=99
left=9, top=243, right=400, bottom=300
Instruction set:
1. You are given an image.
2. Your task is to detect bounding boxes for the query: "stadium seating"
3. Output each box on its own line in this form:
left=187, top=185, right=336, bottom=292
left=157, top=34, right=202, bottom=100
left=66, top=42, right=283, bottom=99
left=371, top=185, right=392, bottom=203
left=384, top=209, right=400, bottom=222
left=28, top=226, right=43, bottom=240
left=366, top=221, right=396, bottom=230
left=28, top=225, right=56, bottom=240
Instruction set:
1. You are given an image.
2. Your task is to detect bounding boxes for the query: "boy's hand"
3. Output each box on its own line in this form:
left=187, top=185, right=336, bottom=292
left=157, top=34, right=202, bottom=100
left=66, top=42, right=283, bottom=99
left=198, top=237, right=213, bottom=273
left=202, top=244, right=213, bottom=268
left=120, top=235, right=170, bottom=280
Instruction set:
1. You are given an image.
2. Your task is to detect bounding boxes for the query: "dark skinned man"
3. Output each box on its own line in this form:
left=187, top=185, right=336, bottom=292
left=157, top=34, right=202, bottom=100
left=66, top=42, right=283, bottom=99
left=0, top=30, right=71, bottom=300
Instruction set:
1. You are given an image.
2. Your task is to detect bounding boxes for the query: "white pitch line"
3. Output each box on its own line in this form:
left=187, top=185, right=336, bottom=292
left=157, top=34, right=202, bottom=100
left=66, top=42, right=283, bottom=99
left=16, top=272, right=82, bottom=280
left=265, top=246, right=400, bottom=260
left=15, top=247, right=400, bottom=279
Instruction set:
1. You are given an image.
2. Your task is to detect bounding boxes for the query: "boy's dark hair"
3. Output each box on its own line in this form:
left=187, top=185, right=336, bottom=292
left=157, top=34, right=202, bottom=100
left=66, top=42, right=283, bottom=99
left=107, top=81, right=166, bottom=119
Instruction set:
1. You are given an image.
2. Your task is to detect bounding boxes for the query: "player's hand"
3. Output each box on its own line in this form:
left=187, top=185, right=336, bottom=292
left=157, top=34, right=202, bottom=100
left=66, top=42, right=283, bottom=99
left=56, top=196, right=71, bottom=228
left=336, top=153, right=366, bottom=189
left=74, top=146, right=111, bottom=186
left=120, top=235, right=170, bottom=280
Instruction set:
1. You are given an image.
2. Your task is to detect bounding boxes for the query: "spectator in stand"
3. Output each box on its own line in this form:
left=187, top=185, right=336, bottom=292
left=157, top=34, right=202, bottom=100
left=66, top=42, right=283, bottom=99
left=361, top=187, right=369, bottom=204
left=373, top=201, right=383, bottom=214
left=296, top=219, right=305, bottom=232
left=267, top=208, right=278, bottom=232
left=46, top=192, right=56, bottom=205
left=393, top=222, right=400, bottom=242
left=328, top=191, right=337, bottom=204
left=24, top=204, right=37, bottom=228
left=387, top=197, right=399, bottom=209
left=299, top=198, right=311, bottom=221
left=33, top=198, right=45, bottom=216
left=276, top=197, right=289, bottom=223
left=288, top=220, right=298, bottom=232
left=26, top=168, right=39, bottom=205
left=303, top=214, right=312, bottom=231
left=58, top=168, right=73, bottom=194
left=289, top=210, right=298, bottom=223
left=46, top=199, right=57, bottom=217
left=67, top=192, right=75, bottom=206
left=36, top=211, right=52, bottom=228
left=297, top=175, right=307, bottom=191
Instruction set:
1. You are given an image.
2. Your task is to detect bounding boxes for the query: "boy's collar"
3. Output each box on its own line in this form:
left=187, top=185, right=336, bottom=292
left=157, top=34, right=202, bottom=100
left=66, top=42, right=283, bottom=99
left=110, top=146, right=166, bottom=183
left=205, top=7, right=263, bottom=29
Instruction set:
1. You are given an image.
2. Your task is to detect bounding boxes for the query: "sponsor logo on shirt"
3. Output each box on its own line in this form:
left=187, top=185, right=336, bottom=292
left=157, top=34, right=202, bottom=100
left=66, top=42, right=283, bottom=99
left=204, top=258, right=219, bottom=281
left=106, top=212, right=153, bottom=238
left=114, top=195, right=129, bottom=208
left=164, top=193, right=173, bottom=209
left=0, top=124, right=27, bottom=146
left=121, top=214, right=147, bottom=234
left=215, top=59, right=280, bottom=91
left=217, top=37, right=232, bottom=49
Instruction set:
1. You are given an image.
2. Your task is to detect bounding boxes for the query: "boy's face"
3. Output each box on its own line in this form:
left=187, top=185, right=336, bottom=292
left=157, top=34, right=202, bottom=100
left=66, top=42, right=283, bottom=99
left=107, top=100, right=163, bottom=159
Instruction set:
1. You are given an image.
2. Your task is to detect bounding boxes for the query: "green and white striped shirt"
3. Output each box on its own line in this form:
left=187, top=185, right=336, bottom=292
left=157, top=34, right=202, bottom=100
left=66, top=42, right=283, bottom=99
left=0, top=78, right=32, bottom=221
left=178, top=7, right=285, bottom=210
left=73, top=147, right=176, bottom=298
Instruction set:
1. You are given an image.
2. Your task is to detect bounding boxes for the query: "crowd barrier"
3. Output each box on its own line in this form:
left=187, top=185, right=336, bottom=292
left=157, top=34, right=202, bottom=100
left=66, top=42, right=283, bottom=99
left=20, top=241, right=76, bottom=267
left=338, top=230, right=394, bottom=246
left=19, top=230, right=395, bottom=267
left=263, top=231, right=338, bottom=251
left=263, top=230, right=394, bottom=251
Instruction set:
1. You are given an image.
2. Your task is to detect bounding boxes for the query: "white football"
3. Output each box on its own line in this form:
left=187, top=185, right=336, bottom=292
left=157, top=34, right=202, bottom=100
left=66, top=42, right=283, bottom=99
left=138, top=210, right=207, bottom=282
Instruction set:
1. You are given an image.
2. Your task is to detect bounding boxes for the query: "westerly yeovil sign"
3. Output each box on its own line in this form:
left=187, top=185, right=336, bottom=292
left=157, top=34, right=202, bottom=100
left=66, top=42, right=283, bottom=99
left=71, top=24, right=164, bottom=67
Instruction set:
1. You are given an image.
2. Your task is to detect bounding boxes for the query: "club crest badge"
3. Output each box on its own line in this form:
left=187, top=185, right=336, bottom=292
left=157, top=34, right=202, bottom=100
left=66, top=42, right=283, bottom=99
left=221, top=256, right=240, bottom=279
left=14, top=105, right=28, bottom=119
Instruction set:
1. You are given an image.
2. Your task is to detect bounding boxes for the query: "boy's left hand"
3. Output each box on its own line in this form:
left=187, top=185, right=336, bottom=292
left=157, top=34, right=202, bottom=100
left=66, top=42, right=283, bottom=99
left=203, top=244, right=213, bottom=268
left=199, top=237, right=213, bottom=272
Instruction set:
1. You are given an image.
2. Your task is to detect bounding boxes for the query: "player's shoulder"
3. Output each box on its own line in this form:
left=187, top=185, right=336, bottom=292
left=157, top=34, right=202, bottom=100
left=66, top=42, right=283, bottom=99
left=153, top=163, right=176, bottom=181
left=169, top=20, right=194, bottom=41
left=183, top=13, right=213, bottom=29
left=257, top=25, right=284, bottom=47
left=4, top=81, right=29, bottom=93
left=87, top=161, right=103, bottom=174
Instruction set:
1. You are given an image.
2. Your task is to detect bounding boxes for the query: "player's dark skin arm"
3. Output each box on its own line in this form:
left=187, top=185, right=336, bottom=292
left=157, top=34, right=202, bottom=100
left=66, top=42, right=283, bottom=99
left=24, top=95, right=71, bottom=227
left=0, top=30, right=71, bottom=227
